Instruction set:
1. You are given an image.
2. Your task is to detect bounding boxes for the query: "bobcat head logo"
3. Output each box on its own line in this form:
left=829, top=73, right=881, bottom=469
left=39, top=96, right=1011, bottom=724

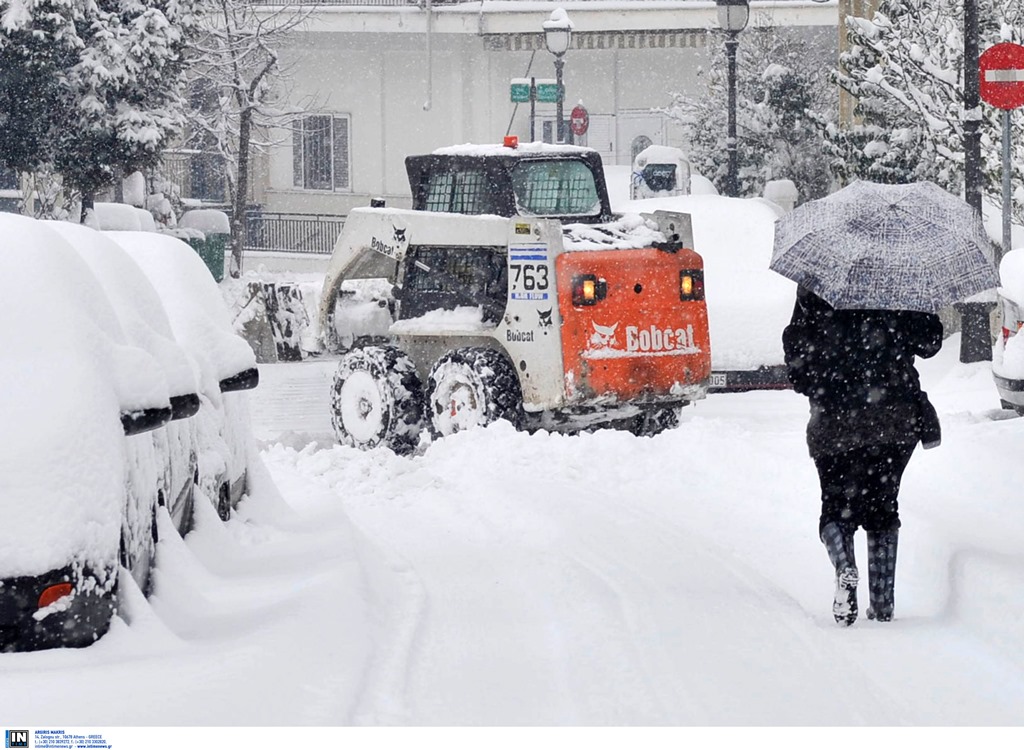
left=538, top=308, right=553, bottom=328
left=393, top=226, right=407, bottom=243
left=590, top=321, right=619, bottom=348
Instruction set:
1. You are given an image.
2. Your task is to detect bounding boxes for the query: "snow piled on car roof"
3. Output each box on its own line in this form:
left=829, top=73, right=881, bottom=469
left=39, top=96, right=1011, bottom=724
left=0, top=215, right=160, bottom=576
left=103, top=231, right=257, bottom=388
left=43, top=221, right=200, bottom=400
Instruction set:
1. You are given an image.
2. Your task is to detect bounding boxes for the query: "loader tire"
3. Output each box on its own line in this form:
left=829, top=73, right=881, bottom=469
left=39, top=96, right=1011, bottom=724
left=331, top=344, right=425, bottom=455
left=426, top=347, right=523, bottom=438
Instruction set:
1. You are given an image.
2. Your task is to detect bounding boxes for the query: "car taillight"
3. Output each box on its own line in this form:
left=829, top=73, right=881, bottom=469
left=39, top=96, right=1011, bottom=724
left=680, top=269, right=704, bottom=301
left=1001, top=299, right=1023, bottom=343
left=571, top=274, right=607, bottom=306
left=37, top=582, right=73, bottom=610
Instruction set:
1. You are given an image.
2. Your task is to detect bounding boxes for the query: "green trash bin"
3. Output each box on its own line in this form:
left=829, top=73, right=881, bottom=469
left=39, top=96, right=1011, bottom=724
left=179, top=210, right=230, bottom=282
left=181, top=236, right=223, bottom=282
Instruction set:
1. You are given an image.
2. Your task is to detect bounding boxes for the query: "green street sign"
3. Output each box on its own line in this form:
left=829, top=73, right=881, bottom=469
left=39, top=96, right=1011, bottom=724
left=510, top=78, right=559, bottom=104
left=536, top=83, right=560, bottom=103
left=511, top=82, right=531, bottom=103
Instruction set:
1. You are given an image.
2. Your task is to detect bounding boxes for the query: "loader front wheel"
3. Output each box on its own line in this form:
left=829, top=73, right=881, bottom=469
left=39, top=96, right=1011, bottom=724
left=427, top=348, right=523, bottom=438
left=331, top=345, right=425, bottom=455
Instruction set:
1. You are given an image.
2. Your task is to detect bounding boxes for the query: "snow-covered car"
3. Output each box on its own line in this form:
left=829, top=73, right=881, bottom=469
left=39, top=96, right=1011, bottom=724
left=45, top=221, right=202, bottom=536
left=992, top=247, right=1024, bottom=413
left=92, top=201, right=158, bottom=232
left=615, top=194, right=796, bottom=392
left=103, top=231, right=259, bottom=520
left=0, top=214, right=173, bottom=651
left=630, top=144, right=691, bottom=200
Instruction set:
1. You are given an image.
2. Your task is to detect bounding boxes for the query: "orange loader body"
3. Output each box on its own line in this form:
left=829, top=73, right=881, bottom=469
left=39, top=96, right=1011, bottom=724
left=556, top=247, right=712, bottom=403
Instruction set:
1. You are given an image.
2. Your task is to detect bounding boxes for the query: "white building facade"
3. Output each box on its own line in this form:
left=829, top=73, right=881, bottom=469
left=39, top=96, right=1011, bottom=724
left=255, top=0, right=838, bottom=217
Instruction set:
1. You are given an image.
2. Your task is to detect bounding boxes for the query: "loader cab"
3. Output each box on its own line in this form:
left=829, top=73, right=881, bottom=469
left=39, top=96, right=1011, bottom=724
left=405, top=141, right=616, bottom=225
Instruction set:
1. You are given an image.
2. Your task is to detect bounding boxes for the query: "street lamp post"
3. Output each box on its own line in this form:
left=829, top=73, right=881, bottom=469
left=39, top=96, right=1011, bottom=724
left=544, top=9, right=573, bottom=143
left=956, top=0, right=994, bottom=363
left=716, top=0, right=749, bottom=197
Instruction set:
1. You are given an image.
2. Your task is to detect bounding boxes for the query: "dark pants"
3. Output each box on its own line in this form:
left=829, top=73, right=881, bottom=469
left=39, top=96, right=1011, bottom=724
left=813, top=443, right=916, bottom=536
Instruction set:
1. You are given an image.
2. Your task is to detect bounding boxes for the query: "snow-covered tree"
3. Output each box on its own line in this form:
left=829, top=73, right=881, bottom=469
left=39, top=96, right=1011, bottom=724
left=0, top=0, right=81, bottom=176
left=826, top=0, right=1024, bottom=223
left=58, top=0, right=195, bottom=217
left=0, top=0, right=195, bottom=219
left=663, top=24, right=836, bottom=202
left=183, top=0, right=309, bottom=278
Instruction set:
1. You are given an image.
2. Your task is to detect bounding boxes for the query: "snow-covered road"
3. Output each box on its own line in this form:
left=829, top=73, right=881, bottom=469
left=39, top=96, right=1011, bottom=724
left=253, top=345, right=1024, bottom=725
left=4, top=342, right=1024, bottom=726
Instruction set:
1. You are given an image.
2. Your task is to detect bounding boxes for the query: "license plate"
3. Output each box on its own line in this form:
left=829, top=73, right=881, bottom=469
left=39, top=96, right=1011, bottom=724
left=709, top=372, right=727, bottom=388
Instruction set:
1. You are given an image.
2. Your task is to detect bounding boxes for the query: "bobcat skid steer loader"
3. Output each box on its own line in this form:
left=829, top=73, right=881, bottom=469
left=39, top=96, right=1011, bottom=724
left=318, top=139, right=712, bottom=453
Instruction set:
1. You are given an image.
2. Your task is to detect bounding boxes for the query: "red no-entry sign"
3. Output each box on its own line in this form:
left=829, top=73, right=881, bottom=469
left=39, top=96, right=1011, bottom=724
left=570, top=105, right=589, bottom=137
left=980, top=42, right=1024, bottom=110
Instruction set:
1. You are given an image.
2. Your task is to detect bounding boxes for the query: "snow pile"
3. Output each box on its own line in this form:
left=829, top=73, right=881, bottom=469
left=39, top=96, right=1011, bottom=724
left=561, top=212, right=666, bottom=251
left=997, top=247, right=1024, bottom=307
left=179, top=209, right=230, bottom=236
left=434, top=141, right=594, bottom=157
left=389, top=306, right=487, bottom=334
left=93, top=203, right=156, bottom=232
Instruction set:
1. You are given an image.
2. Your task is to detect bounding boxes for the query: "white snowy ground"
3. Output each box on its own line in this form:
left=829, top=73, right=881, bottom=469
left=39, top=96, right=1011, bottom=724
left=1, top=334, right=1024, bottom=730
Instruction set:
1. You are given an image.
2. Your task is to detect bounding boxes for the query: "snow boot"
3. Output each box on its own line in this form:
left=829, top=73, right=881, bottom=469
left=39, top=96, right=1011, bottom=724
left=866, top=529, right=898, bottom=622
left=821, top=521, right=858, bottom=626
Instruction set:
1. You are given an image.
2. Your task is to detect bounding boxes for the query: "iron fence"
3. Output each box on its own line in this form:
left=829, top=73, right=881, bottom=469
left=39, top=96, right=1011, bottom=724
left=244, top=211, right=345, bottom=255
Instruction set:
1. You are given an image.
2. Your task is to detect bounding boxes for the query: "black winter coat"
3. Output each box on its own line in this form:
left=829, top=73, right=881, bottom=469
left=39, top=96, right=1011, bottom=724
left=782, top=288, right=944, bottom=458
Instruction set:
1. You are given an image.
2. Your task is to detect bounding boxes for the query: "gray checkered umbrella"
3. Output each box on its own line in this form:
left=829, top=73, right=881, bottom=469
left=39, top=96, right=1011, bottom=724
left=770, top=180, right=999, bottom=312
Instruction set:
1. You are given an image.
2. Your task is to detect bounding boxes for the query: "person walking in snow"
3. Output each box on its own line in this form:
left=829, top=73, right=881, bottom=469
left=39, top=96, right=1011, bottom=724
left=783, top=285, right=943, bottom=625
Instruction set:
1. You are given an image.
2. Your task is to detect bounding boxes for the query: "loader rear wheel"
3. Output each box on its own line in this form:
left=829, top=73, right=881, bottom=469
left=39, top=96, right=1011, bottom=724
left=426, top=348, right=523, bottom=438
left=331, top=345, right=425, bottom=455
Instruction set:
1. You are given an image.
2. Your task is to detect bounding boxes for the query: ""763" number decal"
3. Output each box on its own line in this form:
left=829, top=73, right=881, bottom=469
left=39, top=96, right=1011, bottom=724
left=510, top=263, right=549, bottom=292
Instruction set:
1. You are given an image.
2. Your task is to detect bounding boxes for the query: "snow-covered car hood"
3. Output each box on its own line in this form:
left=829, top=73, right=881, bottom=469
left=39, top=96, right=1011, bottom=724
left=615, top=194, right=797, bottom=371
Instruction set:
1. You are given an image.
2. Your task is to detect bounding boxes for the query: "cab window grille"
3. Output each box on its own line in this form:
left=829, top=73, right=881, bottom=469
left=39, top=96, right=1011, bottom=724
left=424, top=169, right=495, bottom=214
left=399, top=246, right=507, bottom=322
left=511, top=160, right=600, bottom=217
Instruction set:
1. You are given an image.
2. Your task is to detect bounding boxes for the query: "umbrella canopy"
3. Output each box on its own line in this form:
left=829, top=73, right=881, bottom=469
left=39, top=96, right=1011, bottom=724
left=770, top=180, right=999, bottom=312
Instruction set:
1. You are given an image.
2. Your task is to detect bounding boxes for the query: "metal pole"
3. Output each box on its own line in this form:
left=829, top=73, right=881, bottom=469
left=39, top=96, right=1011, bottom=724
left=1003, top=108, right=1012, bottom=261
left=530, top=76, right=536, bottom=143
left=956, top=0, right=993, bottom=363
left=555, top=55, right=565, bottom=143
left=963, top=0, right=983, bottom=214
left=726, top=33, right=739, bottom=197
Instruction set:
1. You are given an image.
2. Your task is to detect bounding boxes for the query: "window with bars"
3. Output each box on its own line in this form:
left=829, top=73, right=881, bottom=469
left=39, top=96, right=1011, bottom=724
left=293, top=114, right=350, bottom=191
left=399, top=245, right=508, bottom=322
left=511, top=159, right=600, bottom=217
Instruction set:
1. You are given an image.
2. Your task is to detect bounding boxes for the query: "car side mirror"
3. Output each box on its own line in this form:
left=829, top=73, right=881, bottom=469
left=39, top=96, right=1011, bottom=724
left=219, top=367, right=259, bottom=393
left=121, top=406, right=173, bottom=436
left=169, top=392, right=201, bottom=421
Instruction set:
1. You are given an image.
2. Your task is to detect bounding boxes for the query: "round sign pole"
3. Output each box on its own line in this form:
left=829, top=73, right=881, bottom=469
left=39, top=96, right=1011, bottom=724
left=980, top=41, right=1024, bottom=263
left=1003, top=108, right=1012, bottom=259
